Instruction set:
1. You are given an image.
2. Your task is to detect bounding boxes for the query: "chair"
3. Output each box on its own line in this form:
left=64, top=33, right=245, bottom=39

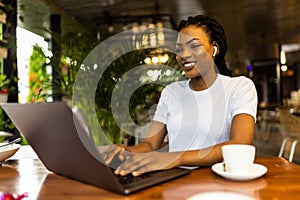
left=278, top=109, right=300, bottom=162
left=258, top=109, right=281, bottom=141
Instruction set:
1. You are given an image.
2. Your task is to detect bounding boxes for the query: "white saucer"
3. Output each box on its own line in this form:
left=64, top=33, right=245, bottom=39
left=187, top=191, right=255, bottom=200
left=211, top=163, right=267, bottom=181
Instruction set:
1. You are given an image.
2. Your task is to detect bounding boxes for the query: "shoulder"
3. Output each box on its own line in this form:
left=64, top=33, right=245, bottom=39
left=159, top=80, right=189, bottom=100
left=219, top=74, right=252, bottom=83
left=217, top=75, right=257, bottom=100
left=164, top=80, right=188, bottom=92
left=219, top=74, right=255, bottom=88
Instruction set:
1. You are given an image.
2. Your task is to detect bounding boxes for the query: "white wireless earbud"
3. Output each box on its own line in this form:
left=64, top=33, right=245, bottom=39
left=213, top=46, right=218, bottom=57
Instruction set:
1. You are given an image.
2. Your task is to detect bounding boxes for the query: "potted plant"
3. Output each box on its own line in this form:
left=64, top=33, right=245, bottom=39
left=0, top=74, right=13, bottom=136
left=0, top=74, right=9, bottom=102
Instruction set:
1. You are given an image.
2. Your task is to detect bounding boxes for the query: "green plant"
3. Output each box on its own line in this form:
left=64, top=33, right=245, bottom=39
left=0, top=74, right=16, bottom=134
left=0, top=73, right=9, bottom=93
left=0, top=67, right=17, bottom=135
left=0, top=107, right=15, bottom=133
left=27, top=44, right=50, bottom=102
left=51, top=30, right=99, bottom=98
left=89, top=47, right=181, bottom=144
left=32, top=25, right=183, bottom=145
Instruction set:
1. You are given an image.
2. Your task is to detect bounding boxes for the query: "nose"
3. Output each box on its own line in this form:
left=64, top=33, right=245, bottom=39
left=180, top=49, right=192, bottom=60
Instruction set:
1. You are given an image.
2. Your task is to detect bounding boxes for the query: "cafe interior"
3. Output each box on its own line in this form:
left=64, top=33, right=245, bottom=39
left=1, top=0, right=300, bottom=199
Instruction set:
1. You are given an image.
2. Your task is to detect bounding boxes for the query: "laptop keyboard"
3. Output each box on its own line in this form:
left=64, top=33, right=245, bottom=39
left=117, top=172, right=152, bottom=185
left=110, top=167, right=191, bottom=194
left=115, top=168, right=190, bottom=188
left=108, top=156, right=190, bottom=190
left=109, top=156, right=169, bottom=186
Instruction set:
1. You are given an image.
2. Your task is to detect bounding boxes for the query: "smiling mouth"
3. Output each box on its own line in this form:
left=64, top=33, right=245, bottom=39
left=182, top=61, right=197, bottom=68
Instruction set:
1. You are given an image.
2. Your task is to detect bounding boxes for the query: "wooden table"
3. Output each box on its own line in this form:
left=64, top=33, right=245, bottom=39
left=0, top=156, right=300, bottom=200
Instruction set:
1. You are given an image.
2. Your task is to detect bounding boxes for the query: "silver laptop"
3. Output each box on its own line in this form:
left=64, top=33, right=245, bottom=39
left=1, top=102, right=190, bottom=194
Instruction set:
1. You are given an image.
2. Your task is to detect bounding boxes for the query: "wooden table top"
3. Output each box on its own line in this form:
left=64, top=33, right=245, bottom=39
left=0, top=156, right=300, bottom=200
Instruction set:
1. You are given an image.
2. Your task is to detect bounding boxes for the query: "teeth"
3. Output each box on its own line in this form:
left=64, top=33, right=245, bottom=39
left=183, top=62, right=196, bottom=68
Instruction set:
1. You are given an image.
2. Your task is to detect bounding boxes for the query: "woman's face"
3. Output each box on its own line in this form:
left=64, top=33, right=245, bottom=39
left=176, top=25, right=216, bottom=79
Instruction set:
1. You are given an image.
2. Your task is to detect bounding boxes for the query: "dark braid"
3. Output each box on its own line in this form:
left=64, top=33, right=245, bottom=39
left=177, top=15, right=233, bottom=77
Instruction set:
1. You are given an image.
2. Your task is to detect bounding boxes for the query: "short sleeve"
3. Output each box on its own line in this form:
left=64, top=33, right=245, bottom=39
left=231, top=77, right=258, bottom=121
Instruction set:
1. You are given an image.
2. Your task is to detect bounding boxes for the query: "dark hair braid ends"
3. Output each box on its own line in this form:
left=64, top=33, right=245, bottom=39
left=177, top=15, right=233, bottom=77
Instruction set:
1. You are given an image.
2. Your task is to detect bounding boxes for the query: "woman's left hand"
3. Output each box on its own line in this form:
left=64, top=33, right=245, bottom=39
left=114, top=151, right=182, bottom=176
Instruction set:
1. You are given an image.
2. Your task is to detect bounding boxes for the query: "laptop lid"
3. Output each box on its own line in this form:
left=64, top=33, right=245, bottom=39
left=1, top=102, right=129, bottom=193
left=1, top=102, right=190, bottom=194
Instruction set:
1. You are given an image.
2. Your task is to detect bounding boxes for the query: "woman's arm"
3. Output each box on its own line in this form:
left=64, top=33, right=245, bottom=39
left=101, top=120, right=167, bottom=164
left=177, top=113, right=255, bottom=166
left=114, top=113, right=255, bottom=176
left=127, top=120, right=168, bottom=152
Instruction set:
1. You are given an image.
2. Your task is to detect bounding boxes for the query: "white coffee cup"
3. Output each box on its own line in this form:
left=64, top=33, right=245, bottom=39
left=221, top=144, right=255, bottom=173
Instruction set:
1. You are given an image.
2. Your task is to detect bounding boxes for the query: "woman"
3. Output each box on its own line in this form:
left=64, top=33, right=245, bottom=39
left=102, top=15, right=257, bottom=176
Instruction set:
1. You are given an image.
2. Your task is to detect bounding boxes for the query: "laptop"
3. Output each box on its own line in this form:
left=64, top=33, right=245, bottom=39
left=1, top=102, right=190, bottom=194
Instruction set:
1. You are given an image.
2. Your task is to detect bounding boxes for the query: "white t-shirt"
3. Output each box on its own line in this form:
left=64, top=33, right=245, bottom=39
left=153, top=74, right=258, bottom=152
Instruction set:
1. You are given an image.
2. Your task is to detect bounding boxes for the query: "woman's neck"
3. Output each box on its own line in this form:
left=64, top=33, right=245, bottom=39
left=189, top=72, right=217, bottom=91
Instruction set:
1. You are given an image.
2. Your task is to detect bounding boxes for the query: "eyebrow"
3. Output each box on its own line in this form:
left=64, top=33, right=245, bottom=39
left=176, top=38, right=200, bottom=46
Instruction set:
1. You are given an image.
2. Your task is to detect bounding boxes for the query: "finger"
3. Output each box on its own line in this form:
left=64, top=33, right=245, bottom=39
left=132, top=171, right=144, bottom=176
left=117, top=148, right=128, bottom=161
left=131, top=162, right=154, bottom=176
left=100, top=147, right=113, bottom=160
left=103, top=149, right=117, bottom=165
left=99, top=147, right=112, bottom=162
left=116, top=155, right=149, bottom=176
left=103, top=145, right=124, bottom=165
left=118, top=149, right=132, bottom=161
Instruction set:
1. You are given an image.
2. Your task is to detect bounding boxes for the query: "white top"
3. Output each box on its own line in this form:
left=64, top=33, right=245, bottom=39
left=153, top=74, right=258, bottom=152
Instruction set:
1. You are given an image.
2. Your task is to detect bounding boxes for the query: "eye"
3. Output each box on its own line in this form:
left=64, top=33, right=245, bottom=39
left=190, top=44, right=201, bottom=49
left=175, top=47, right=183, bottom=53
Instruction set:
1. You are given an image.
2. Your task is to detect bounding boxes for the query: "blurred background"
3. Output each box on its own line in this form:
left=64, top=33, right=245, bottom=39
left=7, top=0, right=299, bottom=108
left=1, top=0, right=300, bottom=162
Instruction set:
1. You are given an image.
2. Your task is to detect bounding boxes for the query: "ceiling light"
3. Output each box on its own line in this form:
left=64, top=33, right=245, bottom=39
left=152, top=56, right=159, bottom=64
left=280, top=50, right=286, bottom=64
left=144, top=57, right=151, bottom=64
left=281, top=65, right=287, bottom=72
left=160, top=54, right=169, bottom=63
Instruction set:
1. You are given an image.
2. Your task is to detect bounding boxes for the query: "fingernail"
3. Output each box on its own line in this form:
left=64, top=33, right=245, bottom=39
left=120, top=171, right=127, bottom=176
left=133, top=171, right=142, bottom=176
left=132, top=172, right=138, bottom=176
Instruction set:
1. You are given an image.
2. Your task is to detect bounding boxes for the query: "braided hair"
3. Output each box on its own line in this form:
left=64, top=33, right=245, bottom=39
left=177, top=15, right=232, bottom=77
